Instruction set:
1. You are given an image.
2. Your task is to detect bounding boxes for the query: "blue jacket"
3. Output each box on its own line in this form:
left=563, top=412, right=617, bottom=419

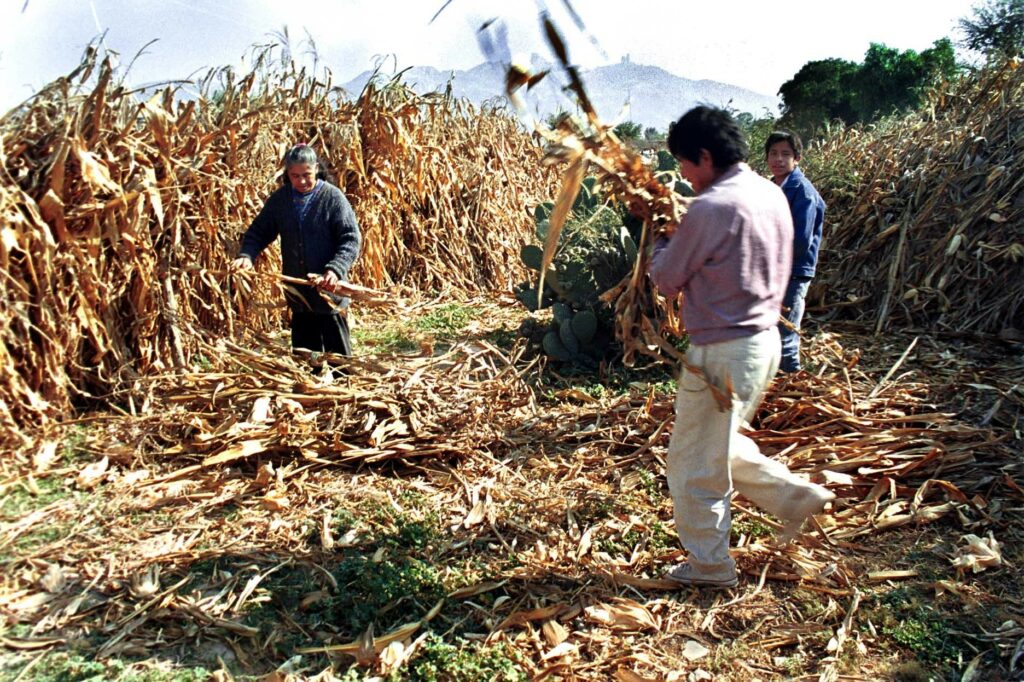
left=780, top=167, right=825, bottom=279
left=239, top=181, right=361, bottom=314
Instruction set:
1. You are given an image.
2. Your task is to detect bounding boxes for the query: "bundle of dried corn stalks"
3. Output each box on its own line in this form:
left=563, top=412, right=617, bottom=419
left=507, top=45, right=686, bottom=368
left=140, top=334, right=535, bottom=468
left=537, top=115, right=687, bottom=368
left=808, top=61, right=1024, bottom=335
left=0, top=46, right=558, bottom=436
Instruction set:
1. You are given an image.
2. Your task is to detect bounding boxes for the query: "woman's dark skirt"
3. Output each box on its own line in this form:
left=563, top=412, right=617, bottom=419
left=290, top=311, right=352, bottom=356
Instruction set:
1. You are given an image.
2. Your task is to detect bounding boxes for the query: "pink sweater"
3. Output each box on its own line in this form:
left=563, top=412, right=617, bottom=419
left=649, top=163, right=792, bottom=346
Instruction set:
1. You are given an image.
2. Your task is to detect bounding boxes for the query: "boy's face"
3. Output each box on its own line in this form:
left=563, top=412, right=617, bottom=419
left=767, top=141, right=799, bottom=183
left=677, top=149, right=717, bottom=194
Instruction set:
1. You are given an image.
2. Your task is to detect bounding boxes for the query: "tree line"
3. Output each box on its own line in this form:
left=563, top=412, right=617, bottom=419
left=613, top=0, right=1023, bottom=145
left=780, top=0, right=1022, bottom=135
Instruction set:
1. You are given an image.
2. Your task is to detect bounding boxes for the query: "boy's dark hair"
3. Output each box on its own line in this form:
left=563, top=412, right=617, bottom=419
left=764, top=130, right=803, bottom=159
left=666, top=106, right=748, bottom=169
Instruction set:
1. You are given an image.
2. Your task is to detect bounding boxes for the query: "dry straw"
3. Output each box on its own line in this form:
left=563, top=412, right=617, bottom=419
left=807, top=62, right=1024, bottom=335
left=0, top=46, right=558, bottom=439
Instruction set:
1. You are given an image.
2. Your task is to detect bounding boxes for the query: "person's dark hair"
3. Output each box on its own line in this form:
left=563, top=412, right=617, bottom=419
left=666, top=106, right=747, bottom=169
left=279, top=143, right=335, bottom=185
left=284, top=143, right=318, bottom=168
left=764, top=130, right=803, bottom=159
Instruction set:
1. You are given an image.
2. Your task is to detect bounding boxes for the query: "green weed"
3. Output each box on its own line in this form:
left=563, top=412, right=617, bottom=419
left=573, top=493, right=617, bottom=524
left=329, top=554, right=446, bottom=637
left=648, top=520, right=677, bottom=551
left=632, top=468, right=662, bottom=503
left=778, top=652, right=810, bottom=677
left=1, top=652, right=211, bottom=682
left=396, top=489, right=428, bottom=508
left=483, top=325, right=518, bottom=349
left=0, top=475, right=70, bottom=519
left=414, top=303, right=479, bottom=338
left=574, top=381, right=607, bottom=399
left=671, top=334, right=690, bottom=354
left=392, top=516, right=443, bottom=552
left=394, top=633, right=526, bottom=682
left=62, top=425, right=91, bottom=462
left=731, top=516, right=774, bottom=542
left=236, top=511, right=449, bottom=642
left=535, top=360, right=679, bottom=404
left=13, top=524, right=66, bottom=553
left=368, top=497, right=446, bottom=553
left=352, top=326, right=419, bottom=354
left=652, top=377, right=678, bottom=395
left=872, top=587, right=965, bottom=667
left=330, top=507, right=358, bottom=537
left=596, top=519, right=676, bottom=558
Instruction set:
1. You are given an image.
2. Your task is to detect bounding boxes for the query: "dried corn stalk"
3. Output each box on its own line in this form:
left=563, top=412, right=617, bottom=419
left=808, top=62, right=1024, bottom=335
left=513, top=15, right=687, bottom=368
left=0, top=45, right=559, bottom=437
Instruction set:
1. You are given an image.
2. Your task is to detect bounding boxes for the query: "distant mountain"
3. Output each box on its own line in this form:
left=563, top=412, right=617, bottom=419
left=341, top=55, right=780, bottom=129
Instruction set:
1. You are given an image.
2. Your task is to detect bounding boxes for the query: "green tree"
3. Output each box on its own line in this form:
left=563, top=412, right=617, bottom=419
left=613, top=120, right=643, bottom=142
left=545, top=108, right=571, bottom=129
left=733, top=111, right=779, bottom=175
left=854, top=39, right=958, bottom=120
left=779, top=40, right=959, bottom=135
left=643, top=126, right=663, bottom=141
left=778, top=58, right=859, bottom=134
left=959, top=0, right=1024, bottom=59
left=922, top=37, right=960, bottom=78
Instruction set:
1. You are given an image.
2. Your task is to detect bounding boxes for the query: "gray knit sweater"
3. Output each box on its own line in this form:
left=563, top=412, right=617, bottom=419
left=239, top=181, right=361, bottom=314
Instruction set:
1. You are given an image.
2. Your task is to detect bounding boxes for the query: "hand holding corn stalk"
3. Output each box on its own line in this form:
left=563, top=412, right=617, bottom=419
left=495, top=13, right=687, bottom=367
left=296, top=273, right=392, bottom=307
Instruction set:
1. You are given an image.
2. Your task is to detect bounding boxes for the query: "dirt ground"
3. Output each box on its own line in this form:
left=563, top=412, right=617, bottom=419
left=2, top=295, right=1022, bottom=681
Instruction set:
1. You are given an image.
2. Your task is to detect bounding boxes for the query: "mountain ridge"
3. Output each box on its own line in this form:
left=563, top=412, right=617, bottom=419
left=341, top=56, right=780, bottom=129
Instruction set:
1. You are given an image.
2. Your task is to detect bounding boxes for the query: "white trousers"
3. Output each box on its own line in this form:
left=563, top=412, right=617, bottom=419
left=665, top=328, right=821, bottom=575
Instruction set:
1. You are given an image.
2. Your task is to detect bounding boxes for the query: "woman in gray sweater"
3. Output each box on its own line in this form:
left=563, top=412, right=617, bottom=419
left=232, top=144, right=362, bottom=355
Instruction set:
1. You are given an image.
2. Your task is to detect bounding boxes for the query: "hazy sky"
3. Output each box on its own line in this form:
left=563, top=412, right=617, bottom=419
left=0, top=0, right=980, bottom=111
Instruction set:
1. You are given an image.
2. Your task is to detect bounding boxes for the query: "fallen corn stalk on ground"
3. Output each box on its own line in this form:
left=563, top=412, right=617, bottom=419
left=1, top=298, right=1021, bottom=681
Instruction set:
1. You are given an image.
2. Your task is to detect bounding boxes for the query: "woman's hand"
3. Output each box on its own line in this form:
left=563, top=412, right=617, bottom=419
left=231, top=256, right=254, bottom=271
left=317, top=270, right=341, bottom=293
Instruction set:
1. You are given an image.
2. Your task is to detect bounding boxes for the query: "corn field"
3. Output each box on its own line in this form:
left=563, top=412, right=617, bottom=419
left=0, top=47, right=558, bottom=438
left=807, top=62, right=1024, bottom=335
left=2, top=39, right=1023, bottom=681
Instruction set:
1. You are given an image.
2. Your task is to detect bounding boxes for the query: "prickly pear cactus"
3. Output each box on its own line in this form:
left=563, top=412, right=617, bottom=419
left=515, top=176, right=642, bottom=366
left=656, top=150, right=676, bottom=172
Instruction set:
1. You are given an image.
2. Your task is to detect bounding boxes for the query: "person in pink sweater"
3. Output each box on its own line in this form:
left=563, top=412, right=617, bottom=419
left=649, top=106, right=834, bottom=588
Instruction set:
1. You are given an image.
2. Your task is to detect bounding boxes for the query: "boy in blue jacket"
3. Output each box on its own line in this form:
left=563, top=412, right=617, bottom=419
left=765, top=131, right=825, bottom=373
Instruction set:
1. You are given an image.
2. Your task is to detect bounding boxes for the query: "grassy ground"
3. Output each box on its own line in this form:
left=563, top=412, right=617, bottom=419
left=1, top=295, right=1021, bottom=681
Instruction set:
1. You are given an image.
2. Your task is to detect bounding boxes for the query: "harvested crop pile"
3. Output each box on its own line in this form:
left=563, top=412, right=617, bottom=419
left=806, top=62, right=1024, bottom=335
left=0, top=47, right=558, bottom=436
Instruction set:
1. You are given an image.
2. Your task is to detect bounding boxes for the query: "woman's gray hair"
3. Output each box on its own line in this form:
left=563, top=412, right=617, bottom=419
left=284, top=143, right=318, bottom=168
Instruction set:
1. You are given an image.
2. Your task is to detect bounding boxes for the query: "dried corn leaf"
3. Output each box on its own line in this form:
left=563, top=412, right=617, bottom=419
left=584, top=598, right=659, bottom=632
left=951, top=533, right=1003, bottom=573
